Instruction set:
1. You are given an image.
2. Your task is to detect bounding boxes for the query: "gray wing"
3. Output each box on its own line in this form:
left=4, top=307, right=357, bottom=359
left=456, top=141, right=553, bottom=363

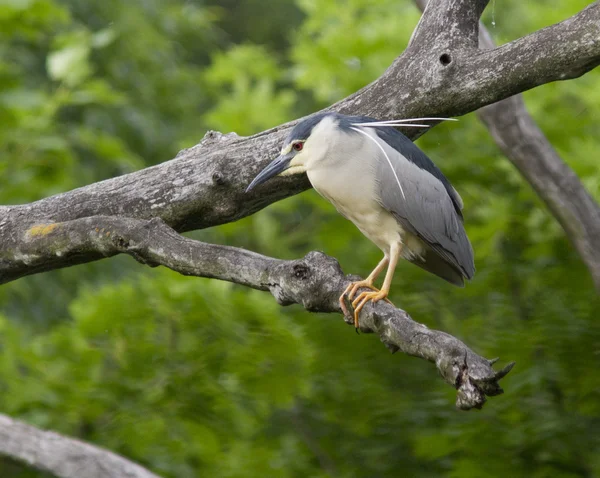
left=371, top=127, right=475, bottom=284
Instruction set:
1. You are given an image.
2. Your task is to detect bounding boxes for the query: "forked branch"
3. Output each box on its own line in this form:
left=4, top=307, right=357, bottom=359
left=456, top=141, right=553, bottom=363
left=3, top=214, right=514, bottom=409
left=5, top=0, right=599, bottom=475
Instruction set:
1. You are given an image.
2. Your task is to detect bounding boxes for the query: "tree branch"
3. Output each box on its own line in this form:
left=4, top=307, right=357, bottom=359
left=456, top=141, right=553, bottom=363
left=0, top=214, right=514, bottom=410
left=1, top=2, right=598, bottom=249
left=476, top=26, right=600, bottom=289
left=0, top=0, right=595, bottom=428
left=409, top=0, right=490, bottom=49
left=342, top=1, right=600, bottom=118
left=0, top=414, right=162, bottom=478
left=410, top=0, right=600, bottom=289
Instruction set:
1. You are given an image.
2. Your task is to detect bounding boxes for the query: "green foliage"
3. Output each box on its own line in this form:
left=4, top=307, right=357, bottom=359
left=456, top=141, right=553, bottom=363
left=0, top=272, right=314, bottom=477
left=202, top=44, right=295, bottom=135
left=293, top=0, right=420, bottom=104
left=1, top=0, right=599, bottom=477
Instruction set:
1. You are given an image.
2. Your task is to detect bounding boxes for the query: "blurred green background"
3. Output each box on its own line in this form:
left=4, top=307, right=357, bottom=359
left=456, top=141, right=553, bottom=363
left=1, top=0, right=599, bottom=476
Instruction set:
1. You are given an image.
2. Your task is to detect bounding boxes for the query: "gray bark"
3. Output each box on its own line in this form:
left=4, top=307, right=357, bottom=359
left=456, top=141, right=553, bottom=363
left=0, top=2, right=598, bottom=242
left=0, top=0, right=597, bottom=440
left=0, top=215, right=515, bottom=411
left=476, top=26, right=600, bottom=289
left=10, top=1, right=600, bottom=475
left=412, top=0, right=600, bottom=293
left=0, top=414, right=162, bottom=478
left=7, top=0, right=600, bottom=475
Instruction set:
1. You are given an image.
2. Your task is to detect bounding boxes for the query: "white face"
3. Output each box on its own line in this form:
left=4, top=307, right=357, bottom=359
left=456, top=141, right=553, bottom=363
left=279, top=115, right=338, bottom=176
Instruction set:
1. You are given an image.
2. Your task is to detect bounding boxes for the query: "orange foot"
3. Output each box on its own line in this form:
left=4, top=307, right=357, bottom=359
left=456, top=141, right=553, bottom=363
left=352, top=290, right=392, bottom=329
left=339, top=280, right=379, bottom=320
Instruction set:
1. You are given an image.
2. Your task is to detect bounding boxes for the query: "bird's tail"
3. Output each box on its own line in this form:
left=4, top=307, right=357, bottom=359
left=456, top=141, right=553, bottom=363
left=409, top=250, right=466, bottom=287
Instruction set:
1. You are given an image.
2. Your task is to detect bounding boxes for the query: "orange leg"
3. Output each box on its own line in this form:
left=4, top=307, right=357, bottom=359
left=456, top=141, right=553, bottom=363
left=352, top=243, right=401, bottom=328
left=339, top=256, right=388, bottom=319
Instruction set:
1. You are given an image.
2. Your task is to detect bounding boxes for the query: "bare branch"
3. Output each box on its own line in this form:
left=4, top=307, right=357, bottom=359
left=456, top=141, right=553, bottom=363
left=1, top=0, right=596, bottom=422
left=0, top=413, right=162, bottom=478
left=1, top=3, right=598, bottom=250
left=476, top=26, right=600, bottom=289
left=409, top=0, right=490, bottom=49
left=469, top=3, right=600, bottom=98
left=342, top=1, right=600, bottom=118
left=409, top=0, right=600, bottom=288
left=0, top=216, right=279, bottom=288
left=0, top=215, right=513, bottom=409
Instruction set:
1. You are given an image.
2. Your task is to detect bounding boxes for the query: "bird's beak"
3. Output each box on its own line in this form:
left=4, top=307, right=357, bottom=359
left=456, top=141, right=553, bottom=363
left=245, top=152, right=294, bottom=192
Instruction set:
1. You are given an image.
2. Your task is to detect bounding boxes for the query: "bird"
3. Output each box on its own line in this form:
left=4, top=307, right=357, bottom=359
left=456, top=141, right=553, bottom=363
left=246, top=112, right=474, bottom=329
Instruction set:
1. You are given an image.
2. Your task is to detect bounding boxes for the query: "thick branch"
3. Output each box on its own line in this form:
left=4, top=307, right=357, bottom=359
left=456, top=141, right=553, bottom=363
left=1, top=3, right=598, bottom=250
left=476, top=27, right=600, bottom=289
left=342, top=1, right=600, bottom=118
left=409, top=0, right=600, bottom=289
left=467, top=3, right=600, bottom=101
left=0, top=0, right=592, bottom=412
left=0, top=414, right=162, bottom=478
left=409, top=0, right=490, bottom=49
left=478, top=96, right=600, bottom=288
left=0, top=215, right=514, bottom=410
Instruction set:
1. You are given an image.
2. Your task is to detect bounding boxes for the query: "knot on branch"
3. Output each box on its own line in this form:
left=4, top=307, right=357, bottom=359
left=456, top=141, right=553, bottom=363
left=212, top=170, right=227, bottom=186
left=269, top=251, right=345, bottom=311
left=201, top=130, right=240, bottom=146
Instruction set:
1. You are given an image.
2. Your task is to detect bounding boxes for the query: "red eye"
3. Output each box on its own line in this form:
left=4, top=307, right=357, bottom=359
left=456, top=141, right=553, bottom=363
left=293, top=142, right=303, bottom=151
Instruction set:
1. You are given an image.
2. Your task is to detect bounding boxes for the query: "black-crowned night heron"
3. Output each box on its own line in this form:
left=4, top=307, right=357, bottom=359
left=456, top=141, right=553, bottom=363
left=246, top=112, right=474, bottom=328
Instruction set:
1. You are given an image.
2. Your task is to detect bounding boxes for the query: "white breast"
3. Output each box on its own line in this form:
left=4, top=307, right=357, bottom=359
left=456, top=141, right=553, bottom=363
left=306, top=147, right=425, bottom=260
left=301, top=117, right=426, bottom=260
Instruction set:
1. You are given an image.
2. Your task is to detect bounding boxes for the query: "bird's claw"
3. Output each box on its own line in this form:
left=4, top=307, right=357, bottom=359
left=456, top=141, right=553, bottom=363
left=339, top=280, right=378, bottom=327
left=339, top=281, right=393, bottom=331
left=351, top=290, right=392, bottom=329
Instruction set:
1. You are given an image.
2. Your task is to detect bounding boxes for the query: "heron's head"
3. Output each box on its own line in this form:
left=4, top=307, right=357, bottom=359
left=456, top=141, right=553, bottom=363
left=245, top=113, right=336, bottom=192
